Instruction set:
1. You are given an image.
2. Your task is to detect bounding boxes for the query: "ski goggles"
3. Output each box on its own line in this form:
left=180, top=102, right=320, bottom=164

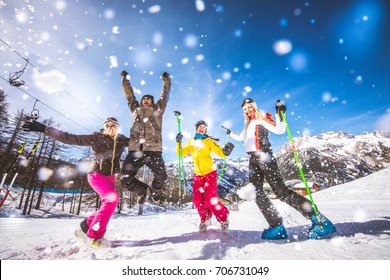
left=241, top=98, right=258, bottom=109
left=104, top=117, right=119, bottom=126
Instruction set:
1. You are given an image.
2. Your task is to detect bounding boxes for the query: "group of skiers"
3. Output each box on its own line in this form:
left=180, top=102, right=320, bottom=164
left=22, top=70, right=336, bottom=249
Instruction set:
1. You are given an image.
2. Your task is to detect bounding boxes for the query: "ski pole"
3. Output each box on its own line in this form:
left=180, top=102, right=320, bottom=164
left=174, top=111, right=186, bottom=197
left=5, top=142, right=27, bottom=174
left=1, top=142, right=27, bottom=191
left=0, top=139, right=39, bottom=209
left=218, top=125, right=230, bottom=185
left=0, top=173, right=18, bottom=208
left=278, top=101, right=319, bottom=218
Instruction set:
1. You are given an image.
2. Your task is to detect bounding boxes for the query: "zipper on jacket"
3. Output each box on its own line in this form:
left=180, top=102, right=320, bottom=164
left=111, top=138, right=117, bottom=175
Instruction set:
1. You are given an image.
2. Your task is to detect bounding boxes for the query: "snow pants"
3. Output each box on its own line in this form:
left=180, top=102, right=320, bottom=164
left=120, top=151, right=167, bottom=196
left=249, top=151, right=315, bottom=228
left=192, top=171, right=229, bottom=223
left=85, top=173, right=119, bottom=239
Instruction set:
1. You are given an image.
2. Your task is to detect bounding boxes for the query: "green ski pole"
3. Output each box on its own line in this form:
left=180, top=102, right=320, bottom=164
left=174, top=111, right=186, bottom=197
left=278, top=100, right=320, bottom=219
left=218, top=125, right=230, bottom=185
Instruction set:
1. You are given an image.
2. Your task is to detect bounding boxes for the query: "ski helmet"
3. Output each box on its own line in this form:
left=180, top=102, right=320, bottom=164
left=195, top=120, right=208, bottom=130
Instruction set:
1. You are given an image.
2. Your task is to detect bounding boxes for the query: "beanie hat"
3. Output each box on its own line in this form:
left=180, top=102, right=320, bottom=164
left=241, top=98, right=258, bottom=109
left=104, top=117, right=119, bottom=126
left=141, top=94, right=154, bottom=103
left=195, top=120, right=208, bottom=130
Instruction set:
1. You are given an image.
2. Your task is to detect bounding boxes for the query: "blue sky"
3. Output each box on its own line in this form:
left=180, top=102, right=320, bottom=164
left=1, top=0, right=389, bottom=162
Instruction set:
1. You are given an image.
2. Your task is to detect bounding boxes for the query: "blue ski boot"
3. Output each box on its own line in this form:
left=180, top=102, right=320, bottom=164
left=261, top=224, right=288, bottom=240
left=307, top=212, right=336, bottom=239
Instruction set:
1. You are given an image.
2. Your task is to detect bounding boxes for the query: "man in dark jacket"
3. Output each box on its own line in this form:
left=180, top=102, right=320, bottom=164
left=119, top=70, right=171, bottom=204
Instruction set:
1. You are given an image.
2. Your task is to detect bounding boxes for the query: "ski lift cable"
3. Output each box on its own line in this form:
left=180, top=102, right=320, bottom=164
left=0, top=38, right=41, bottom=73
left=0, top=75, right=92, bottom=132
left=0, top=38, right=104, bottom=122
left=63, top=90, right=104, bottom=121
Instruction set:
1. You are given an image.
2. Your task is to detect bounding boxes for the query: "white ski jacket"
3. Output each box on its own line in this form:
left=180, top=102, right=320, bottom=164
left=230, top=114, right=286, bottom=152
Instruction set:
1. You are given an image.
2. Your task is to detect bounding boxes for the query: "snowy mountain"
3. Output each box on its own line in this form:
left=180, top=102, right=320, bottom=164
left=166, top=130, right=390, bottom=194
left=276, top=130, right=390, bottom=189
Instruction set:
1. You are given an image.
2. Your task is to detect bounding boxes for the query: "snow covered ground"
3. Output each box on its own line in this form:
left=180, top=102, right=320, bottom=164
left=1, top=166, right=390, bottom=279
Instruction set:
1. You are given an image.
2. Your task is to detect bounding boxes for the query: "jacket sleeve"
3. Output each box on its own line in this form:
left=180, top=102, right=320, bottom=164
left=230, top=129, right=245, bottom=142
left=208, top=139, right=226, bottom=158
left=46, top=127, right=96, bottom=146
left=155, top=75, right=171, bottom=114
left=122, top=77, right=139, bottom=112
left=260, top=117, right=286, bottom=135
left=177, top=140, right=193, bottom=157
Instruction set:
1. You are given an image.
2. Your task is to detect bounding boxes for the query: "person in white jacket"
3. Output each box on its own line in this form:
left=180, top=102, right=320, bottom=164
left=229, top=98, right=336, bottom=240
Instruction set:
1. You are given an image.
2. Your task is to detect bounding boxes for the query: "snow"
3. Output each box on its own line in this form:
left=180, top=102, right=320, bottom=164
left=1, top=166, right=390, bottom=279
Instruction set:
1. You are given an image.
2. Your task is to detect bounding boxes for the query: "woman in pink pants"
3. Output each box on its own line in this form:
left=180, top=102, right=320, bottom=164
left=23, top=117, right=129, bottom=248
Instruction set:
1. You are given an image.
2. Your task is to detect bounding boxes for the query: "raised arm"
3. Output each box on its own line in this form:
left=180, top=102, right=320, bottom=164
left=156, top=72, right=171, bottom=113
left=120, top=70, right=139, bottom=112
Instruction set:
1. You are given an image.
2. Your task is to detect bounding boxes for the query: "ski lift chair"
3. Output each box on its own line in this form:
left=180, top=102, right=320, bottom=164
left=9, top=78, right=25, bottom=87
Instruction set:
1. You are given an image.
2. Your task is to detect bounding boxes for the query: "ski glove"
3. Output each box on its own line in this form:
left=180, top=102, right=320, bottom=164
left=22, top=120, right=48, bottom=133
left=222, top=142, right=235, bottom=156
left=162, top=72, right=170, bottom=78
left=120, top=70, right=129, bottom=77
left=176, top=132, right=183, bottom=143
left=275, top=99, right=287, bottom=121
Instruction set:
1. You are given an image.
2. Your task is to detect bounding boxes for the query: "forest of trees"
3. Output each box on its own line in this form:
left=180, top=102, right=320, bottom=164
left=0, top=89, right=192, bottom=216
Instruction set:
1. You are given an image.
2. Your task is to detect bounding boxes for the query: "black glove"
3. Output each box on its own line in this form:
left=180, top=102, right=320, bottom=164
left=226, top=128, right=231, bottom=135
left=22, top=120, right=47, bottom=133
left=176, top=132, right=183, bottom=143
left=120, top=70, right=129, bottom=77
left=162, top=72, right=170, bottom=78
left=222, top=142, right=234, bottom=156
left=275, top=99, right=287, bottom=121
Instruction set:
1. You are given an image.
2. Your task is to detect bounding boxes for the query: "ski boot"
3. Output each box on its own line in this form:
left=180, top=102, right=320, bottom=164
left=80, top=218, right=89, bottom=233
left=75, top=229, right=88, bottom=243
left=85, top=237, right=108, bottom=249
left=199, top=218, right=211, bottom=233
left=151, top=189, right=162, bottom=203
left=307, top=212, right=336, bottom=239
left=137, top=192, right=147, bottom=204
left=75, top=218, right=89, bottom=242
left=261, top=224, right=287, bottom=240
left=221, top=220, right=229, bottom=234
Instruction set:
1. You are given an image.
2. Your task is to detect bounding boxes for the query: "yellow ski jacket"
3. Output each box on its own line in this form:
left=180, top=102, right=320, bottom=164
left=177, top=137, right=226, bottom=176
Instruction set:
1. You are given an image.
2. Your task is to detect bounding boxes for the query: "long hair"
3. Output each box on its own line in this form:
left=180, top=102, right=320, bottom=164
left=244, top=104, right=267, bottom=130
left=102, top=124, right=119, bottom=139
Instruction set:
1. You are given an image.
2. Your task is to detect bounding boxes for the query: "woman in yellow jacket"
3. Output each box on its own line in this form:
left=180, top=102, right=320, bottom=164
left=176, top=120, right=234, bottom=233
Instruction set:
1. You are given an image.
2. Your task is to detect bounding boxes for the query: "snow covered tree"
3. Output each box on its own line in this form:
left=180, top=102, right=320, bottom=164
left=0, top=89, right=9, bottom=153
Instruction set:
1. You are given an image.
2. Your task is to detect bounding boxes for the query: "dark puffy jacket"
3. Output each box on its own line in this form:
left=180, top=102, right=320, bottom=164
left=122, top=75, right=171, bottom=152
left=46, top=127, right=129, bottom=175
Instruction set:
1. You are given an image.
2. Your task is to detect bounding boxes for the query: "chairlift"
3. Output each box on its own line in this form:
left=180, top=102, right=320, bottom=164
left=8, top=59, right=29, bottom=87
left=29, top=100, right=40, bottom=121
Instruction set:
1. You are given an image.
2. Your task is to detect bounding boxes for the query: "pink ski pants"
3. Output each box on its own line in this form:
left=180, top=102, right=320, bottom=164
left=86, top=173, right=119, bottom=239
left=192, top=171, right=229, bottom=223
